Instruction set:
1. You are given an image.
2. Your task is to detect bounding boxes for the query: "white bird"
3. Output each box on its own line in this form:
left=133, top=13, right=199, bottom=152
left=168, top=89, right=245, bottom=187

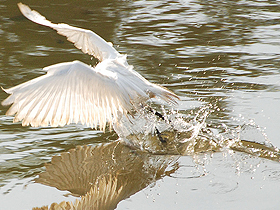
left=1, top=3, right=179, bottom=131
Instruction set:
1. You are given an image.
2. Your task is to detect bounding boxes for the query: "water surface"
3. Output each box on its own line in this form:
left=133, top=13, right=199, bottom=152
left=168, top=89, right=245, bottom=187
left=1, top=0, right=280, bottom=209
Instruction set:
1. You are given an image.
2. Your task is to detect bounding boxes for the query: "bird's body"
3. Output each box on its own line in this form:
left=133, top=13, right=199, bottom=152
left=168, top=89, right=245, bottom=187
left=2, top=3, right=179, bottom=131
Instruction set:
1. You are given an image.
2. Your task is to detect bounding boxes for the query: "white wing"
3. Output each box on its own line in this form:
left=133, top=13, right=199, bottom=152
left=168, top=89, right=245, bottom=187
left=2, top=61, right=133, bottom=130
left=2, top=4, right=179, bottom=130
left=18, top=3, right=119, bottom=61
left=2, top=61, right=178, bottom=130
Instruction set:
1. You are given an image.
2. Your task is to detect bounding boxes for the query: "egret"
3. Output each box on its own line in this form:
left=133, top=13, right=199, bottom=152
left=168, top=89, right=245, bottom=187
left=1, top=3, right=179, bottom=132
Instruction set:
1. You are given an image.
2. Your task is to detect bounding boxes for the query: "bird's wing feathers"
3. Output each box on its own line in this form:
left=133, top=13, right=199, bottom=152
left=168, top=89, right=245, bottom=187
left=18, top=3, right=120, bottom=61
left=3, top=4, right=179, bottom=130
left=2, top=61, right=137, bottom=130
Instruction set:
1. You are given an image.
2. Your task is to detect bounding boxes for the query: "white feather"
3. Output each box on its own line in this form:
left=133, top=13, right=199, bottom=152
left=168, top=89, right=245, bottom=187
left=17, top=3, right=119, bottom=61
left=1, top=3, right=179, bottom=131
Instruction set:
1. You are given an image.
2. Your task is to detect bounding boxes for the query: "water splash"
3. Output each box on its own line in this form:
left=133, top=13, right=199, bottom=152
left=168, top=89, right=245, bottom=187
left=113, top=105, right=213, bottom=154
left=113, top=104, right=280, bottom=161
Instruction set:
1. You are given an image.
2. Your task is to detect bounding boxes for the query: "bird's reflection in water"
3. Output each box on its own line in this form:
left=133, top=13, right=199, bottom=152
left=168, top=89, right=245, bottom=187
left=32, top=106, right=280, bottom=209
left=32, top=129, right=280, bottom=209
left=33, top=141, right=179, bottom=210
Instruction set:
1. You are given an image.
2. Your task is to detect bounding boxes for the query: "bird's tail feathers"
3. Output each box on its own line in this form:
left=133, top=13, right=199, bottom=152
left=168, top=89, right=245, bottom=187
left=149, top=84, right=179, bottom=105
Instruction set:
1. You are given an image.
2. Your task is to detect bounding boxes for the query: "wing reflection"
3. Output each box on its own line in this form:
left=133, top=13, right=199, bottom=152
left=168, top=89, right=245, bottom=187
left=33, top=141, right=179, bottom=209
left=32, top=127, right=280, bottom=209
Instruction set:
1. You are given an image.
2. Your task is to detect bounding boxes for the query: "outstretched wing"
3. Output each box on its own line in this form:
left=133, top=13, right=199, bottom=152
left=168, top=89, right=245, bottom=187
left=2, top=61, right=135, bottom=131
left=18, top=3, right=120, bottom=61
left=5, top=3, right=180, bottom=131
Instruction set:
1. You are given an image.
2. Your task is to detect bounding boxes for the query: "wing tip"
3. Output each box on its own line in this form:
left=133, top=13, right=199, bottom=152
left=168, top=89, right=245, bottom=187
left=17, top=2, right=30, bottom=17
left=1, top=87, right=13, bottom=106
left=17, top=2, right=53, bottom=27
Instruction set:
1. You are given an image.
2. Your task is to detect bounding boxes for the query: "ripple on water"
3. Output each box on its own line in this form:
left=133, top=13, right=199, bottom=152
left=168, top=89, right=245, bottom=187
left=1, top=0, right=280, bottom=209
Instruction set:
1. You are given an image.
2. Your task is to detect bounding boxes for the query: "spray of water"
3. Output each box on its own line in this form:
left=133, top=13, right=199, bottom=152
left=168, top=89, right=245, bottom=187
left=113, top=104, right=280, bottom=161
left=113, top=105, right=213, bottom=154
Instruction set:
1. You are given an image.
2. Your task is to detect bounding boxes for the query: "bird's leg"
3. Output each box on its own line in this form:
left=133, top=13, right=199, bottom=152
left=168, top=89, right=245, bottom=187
left=146, top=106, right=167, bottom=121
left=155, top=127, right=167, bottom=143
left=145, top=106, right=168, bottom=143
